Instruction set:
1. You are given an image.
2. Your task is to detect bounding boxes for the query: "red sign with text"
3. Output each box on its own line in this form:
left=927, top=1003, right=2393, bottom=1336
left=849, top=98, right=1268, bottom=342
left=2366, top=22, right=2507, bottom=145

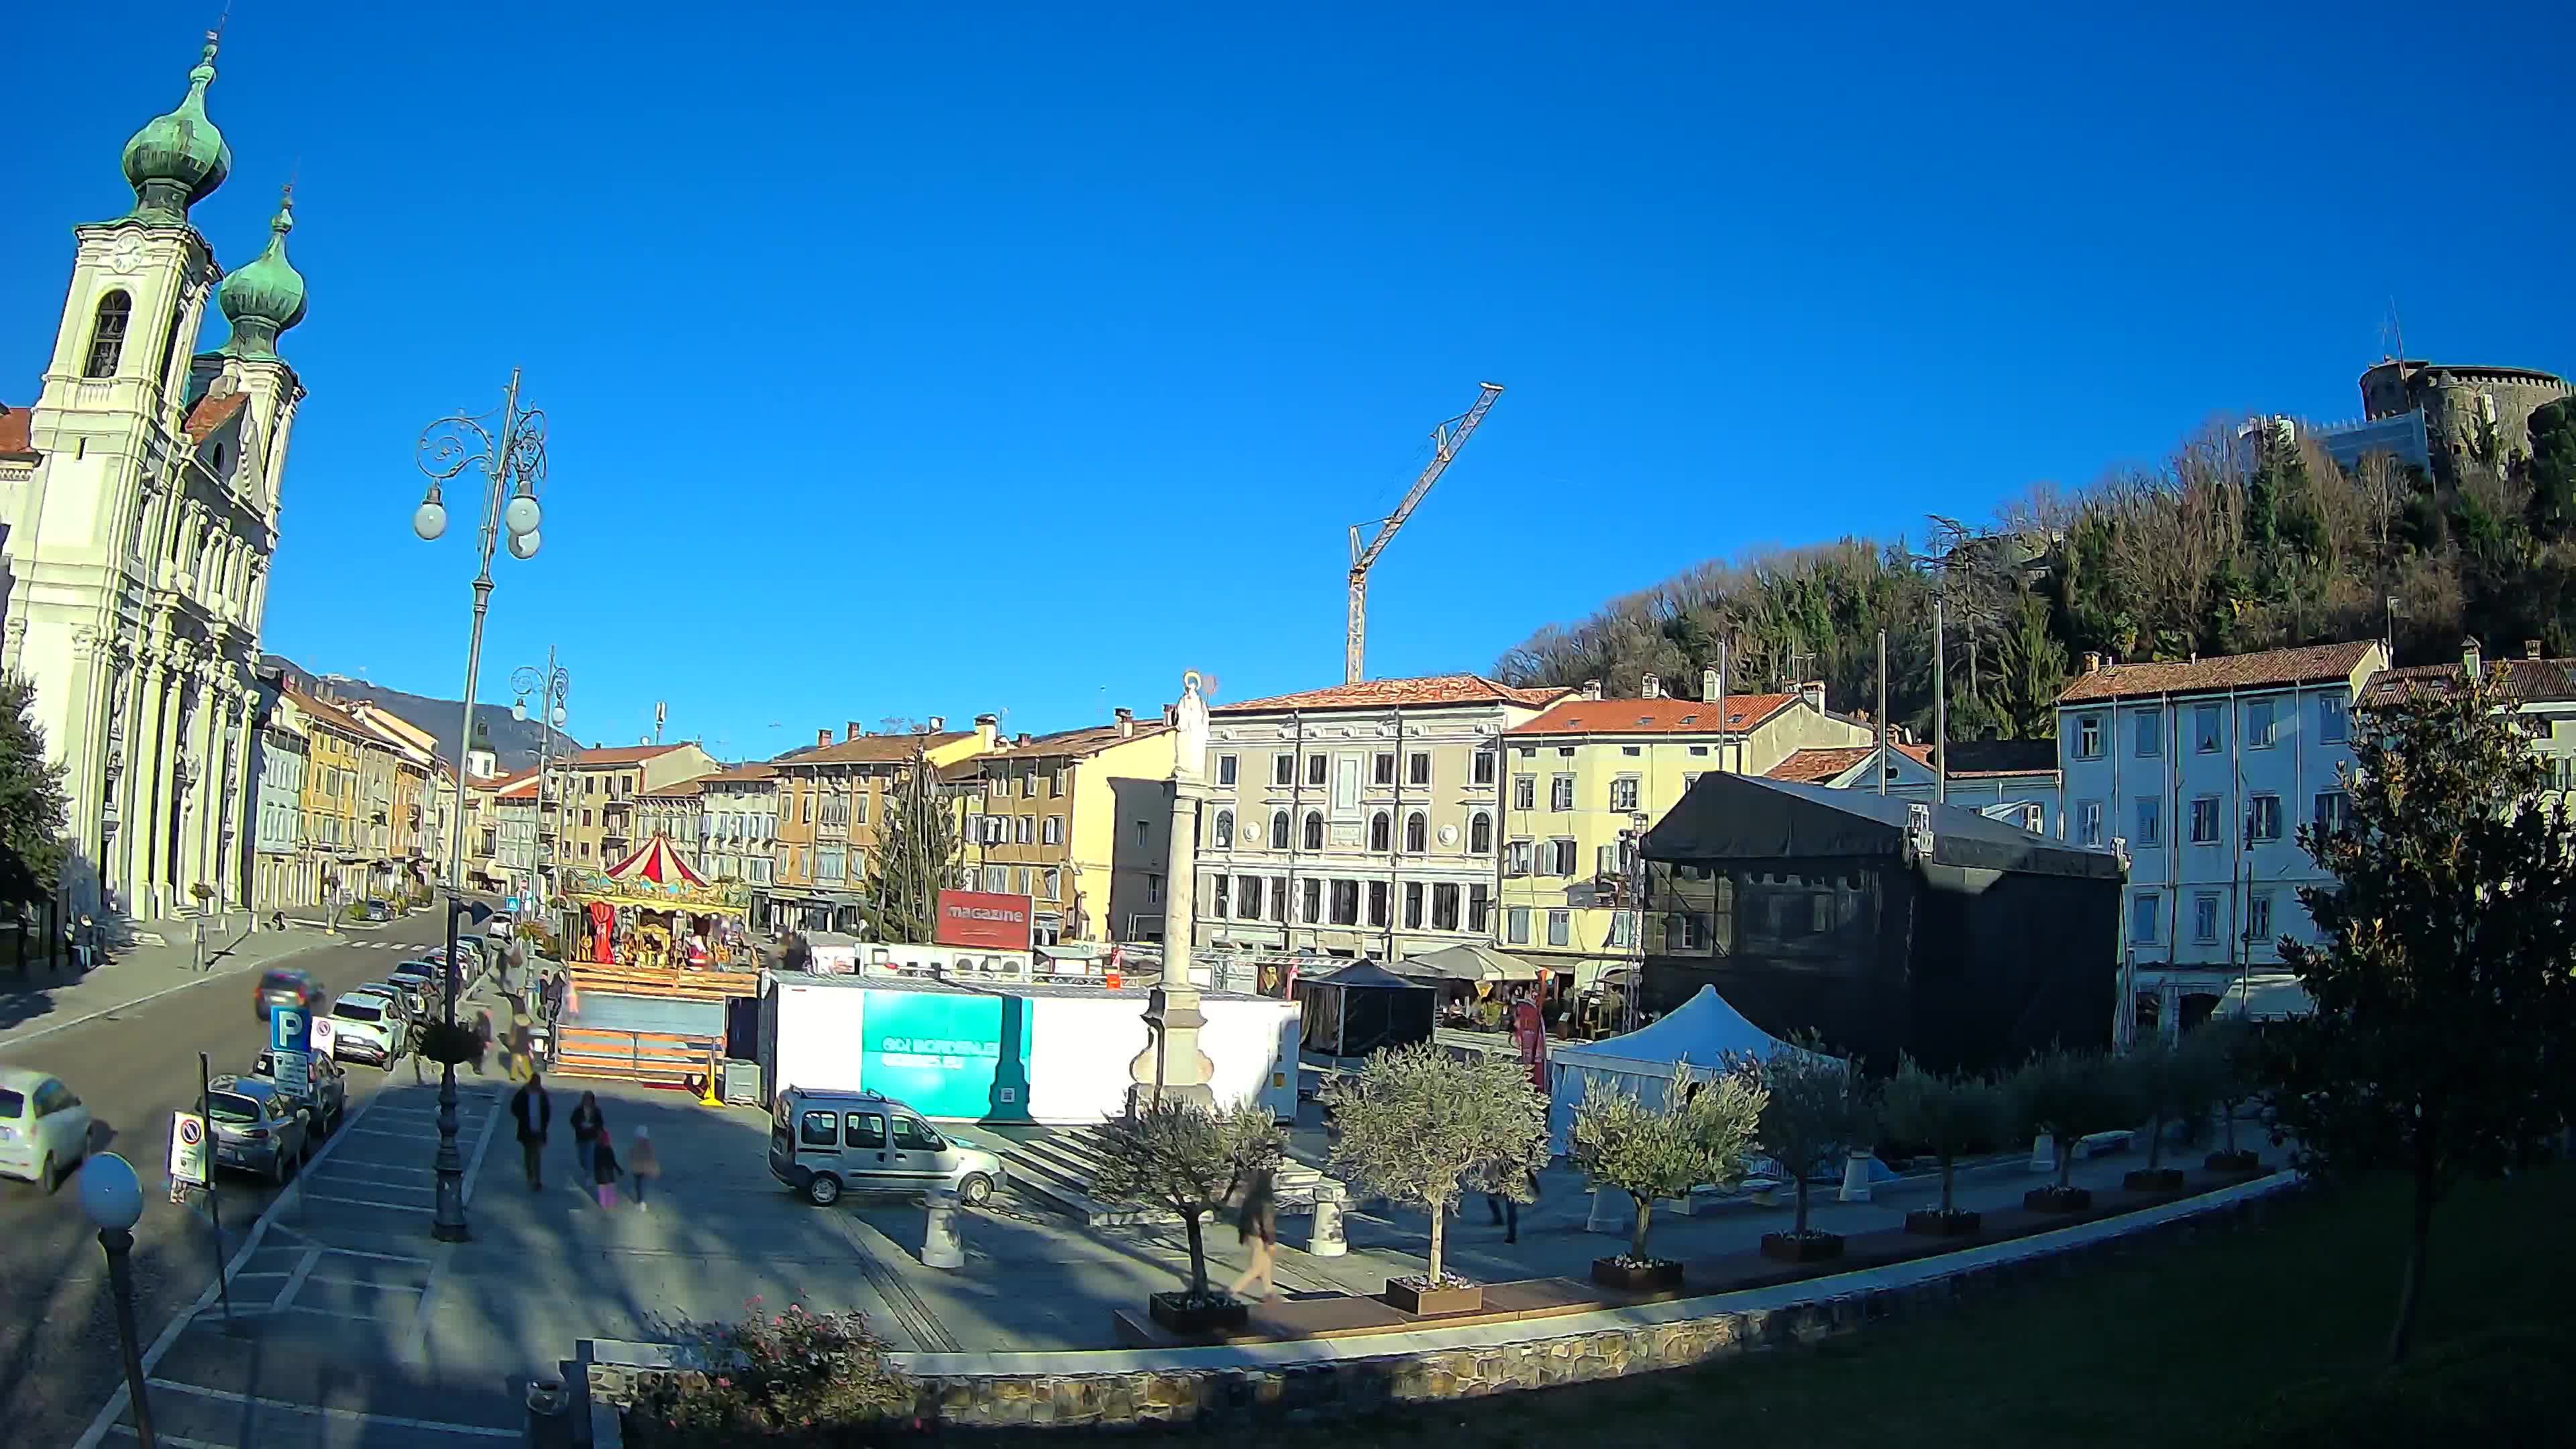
left=934, top=890, right=1034, bottom=951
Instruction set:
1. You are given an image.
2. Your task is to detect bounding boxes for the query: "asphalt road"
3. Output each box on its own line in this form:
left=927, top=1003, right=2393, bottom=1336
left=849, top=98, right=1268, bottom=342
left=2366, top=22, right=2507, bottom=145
left=0, top=912, right=467, bottom=1448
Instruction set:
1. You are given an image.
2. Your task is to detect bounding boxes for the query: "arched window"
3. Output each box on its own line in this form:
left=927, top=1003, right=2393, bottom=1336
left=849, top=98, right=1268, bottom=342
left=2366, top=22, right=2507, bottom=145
left=1269, top=810, right=1290, bottom=849
left=1469, top=811, right=1493, bottom=854
left=1212, top=810, right=1233, bottom=849
left=1302, top=810, right=1325, bottom=851
left=85, top=290, right=132, bottom=378
left=1368, top=811, right=1391, bottom=852
left=1404, top=811, right=1428, bottom=853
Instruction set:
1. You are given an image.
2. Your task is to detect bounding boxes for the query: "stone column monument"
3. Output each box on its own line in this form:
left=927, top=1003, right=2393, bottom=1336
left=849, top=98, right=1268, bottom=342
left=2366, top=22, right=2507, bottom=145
left=1128, top=672, right=1218, bottom=1112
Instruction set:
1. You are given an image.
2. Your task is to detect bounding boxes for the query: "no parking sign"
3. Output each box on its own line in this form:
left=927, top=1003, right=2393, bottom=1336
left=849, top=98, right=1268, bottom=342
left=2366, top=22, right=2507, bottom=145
left=168, top=1112, right=207, bottom=1187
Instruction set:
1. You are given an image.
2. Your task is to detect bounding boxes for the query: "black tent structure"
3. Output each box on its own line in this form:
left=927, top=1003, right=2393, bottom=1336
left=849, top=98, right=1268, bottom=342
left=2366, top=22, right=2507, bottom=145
left=1297, top=960, right=1438, bottom=1058
left=1640, top=773, right=2124, bottom=1075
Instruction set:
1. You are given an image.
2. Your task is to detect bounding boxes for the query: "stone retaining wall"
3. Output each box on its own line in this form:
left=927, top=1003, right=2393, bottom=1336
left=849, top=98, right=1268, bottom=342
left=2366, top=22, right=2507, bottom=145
left=586, top=1173, right=2298, bottom=1437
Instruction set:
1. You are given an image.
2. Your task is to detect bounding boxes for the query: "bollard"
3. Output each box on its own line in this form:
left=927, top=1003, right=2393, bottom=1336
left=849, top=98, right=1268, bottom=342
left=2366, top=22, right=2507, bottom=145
left=1587, top=1185, right=1625, bottom=1234
left=2029, top=1133, right=2057, bottom=1175
left=523, top=1376, right=572, bottom=1449
left=1305, top=1183, right=1348, bottom=1257
left=922, top=1185, right=965, bottom=1269
left=1837, top=1148, right=1874, bottom=1203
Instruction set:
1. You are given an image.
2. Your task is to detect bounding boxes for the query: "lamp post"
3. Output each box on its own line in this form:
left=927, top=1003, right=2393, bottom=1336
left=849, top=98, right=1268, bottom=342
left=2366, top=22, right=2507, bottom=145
left=414, top=370, right=547, bottom=1242
left=78, top=1153, right=156, bottom=1448
left=513, top=652, right=570, bottom=997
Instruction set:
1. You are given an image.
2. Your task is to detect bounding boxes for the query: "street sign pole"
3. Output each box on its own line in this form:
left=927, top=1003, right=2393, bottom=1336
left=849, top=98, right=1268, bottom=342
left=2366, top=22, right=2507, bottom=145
left=199, top=1053, right=231, bottom=1324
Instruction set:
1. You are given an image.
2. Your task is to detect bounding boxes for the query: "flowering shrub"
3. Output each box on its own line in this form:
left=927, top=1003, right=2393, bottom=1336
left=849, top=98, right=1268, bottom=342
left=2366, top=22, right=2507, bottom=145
left=632, top=1299, right=912, bottom=1445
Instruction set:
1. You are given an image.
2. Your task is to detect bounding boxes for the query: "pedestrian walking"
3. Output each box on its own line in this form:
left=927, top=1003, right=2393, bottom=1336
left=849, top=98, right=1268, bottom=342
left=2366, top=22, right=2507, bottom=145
left=471, top=1008, right=494, bottom=1077
left=592, top=1129, right=623, bottom=1210
left=1487, top=1163, right=1541, bottom=1244
left=627, top=1125, right=661, bottom=1212
left=511, top=1073, right=552, bottom=1191
left=570, top=1090, right=606, bottom=1183
left=1224, top=1167, right=1280, bottom=1303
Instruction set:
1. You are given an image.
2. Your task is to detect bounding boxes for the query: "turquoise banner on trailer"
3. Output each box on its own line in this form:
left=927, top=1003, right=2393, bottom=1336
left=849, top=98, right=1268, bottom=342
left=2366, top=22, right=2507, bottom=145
left=858, top=991, right=1034, bottom=1122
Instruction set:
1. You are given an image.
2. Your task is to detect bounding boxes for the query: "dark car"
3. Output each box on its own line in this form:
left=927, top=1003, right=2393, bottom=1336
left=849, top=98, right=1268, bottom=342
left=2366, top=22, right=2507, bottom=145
left=203, top=1077, right=312, bottom=1183
left=250, top=1050, right=348, bottom=1136
left=254, top=969, right=324, bottom=1021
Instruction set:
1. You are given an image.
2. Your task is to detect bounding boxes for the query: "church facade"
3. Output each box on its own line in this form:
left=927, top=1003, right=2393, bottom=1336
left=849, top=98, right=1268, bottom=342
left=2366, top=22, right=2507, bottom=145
left=0, top=36, right=309, bottom=923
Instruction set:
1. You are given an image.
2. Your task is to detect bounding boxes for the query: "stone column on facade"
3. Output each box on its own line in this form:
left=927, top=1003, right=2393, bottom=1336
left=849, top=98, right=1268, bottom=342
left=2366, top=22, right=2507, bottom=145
left=1128, top=673, right=1218, bottom=1113
left=174, top=664, right=216, bottom=911
left=223, top=688, right=258, bottom=909
left=124, top=643, right=174, bottom=920
left=61, top=627, right=106, bottom=914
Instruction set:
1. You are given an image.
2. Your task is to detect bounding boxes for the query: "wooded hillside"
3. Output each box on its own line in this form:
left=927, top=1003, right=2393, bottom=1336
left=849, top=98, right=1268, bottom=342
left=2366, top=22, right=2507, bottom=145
left=1491, top=400, right=2576, bottom=743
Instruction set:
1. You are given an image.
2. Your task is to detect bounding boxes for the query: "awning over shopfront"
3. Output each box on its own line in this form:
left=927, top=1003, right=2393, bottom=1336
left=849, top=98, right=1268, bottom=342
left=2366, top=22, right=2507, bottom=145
left=1391, top=942, right=1550, bottom=983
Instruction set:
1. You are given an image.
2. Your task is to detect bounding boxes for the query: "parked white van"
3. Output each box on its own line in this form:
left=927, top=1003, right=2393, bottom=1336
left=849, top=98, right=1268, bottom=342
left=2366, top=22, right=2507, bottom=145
left=767, top=1086, right=1006, bottom=1208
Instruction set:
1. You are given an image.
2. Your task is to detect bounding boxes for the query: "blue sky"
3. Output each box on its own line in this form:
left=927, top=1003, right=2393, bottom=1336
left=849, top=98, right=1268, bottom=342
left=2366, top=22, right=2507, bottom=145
left=9, top=3, right=2571, bottom=760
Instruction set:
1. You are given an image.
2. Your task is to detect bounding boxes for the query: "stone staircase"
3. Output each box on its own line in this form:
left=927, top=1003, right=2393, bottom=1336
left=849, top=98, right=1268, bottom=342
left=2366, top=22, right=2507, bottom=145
left=988, top=1124, right=1331, bottom=1226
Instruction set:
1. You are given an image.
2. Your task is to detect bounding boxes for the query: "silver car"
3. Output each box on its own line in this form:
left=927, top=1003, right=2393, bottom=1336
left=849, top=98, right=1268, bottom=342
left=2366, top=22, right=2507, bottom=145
left=766, top=1087, right=1007, bottom=1207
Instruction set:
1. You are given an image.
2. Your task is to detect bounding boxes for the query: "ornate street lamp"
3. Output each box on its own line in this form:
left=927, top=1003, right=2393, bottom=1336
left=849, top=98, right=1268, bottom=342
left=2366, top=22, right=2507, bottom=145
left=413, top=370, right=547, bottom=1242
left=79, top=1154, right=156, bottom=1447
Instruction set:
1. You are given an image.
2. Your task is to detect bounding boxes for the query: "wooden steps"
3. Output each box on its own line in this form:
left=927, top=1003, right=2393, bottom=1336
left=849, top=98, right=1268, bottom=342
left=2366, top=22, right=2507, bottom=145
left=550, top=1026, right=718, bottom=1089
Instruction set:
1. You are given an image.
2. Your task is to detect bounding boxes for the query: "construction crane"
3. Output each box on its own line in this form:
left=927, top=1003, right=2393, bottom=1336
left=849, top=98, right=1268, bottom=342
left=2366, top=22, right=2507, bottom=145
left=1344, top=382, right=1504, bottom=685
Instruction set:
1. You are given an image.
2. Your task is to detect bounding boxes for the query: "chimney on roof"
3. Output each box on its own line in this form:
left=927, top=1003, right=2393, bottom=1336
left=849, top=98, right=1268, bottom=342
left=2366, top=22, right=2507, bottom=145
left=926, top=715, right=945, bottom=733
left=2527, top=639, right=2542, bottom=661
left=816, top=729, right=832, bottom=748
left=1163, top=703, right=1177, bottom=727
left=1799, top=680, right=1826, bottom=714
left=1016, top=732, right=1032, bottom=747
left=1114, top=706, right=1134, bottom=738
left=1642, top=673, right=1662, bottom=699
left=1580, top=680, right=1603, bottom=701
left=2083, top=651, right=2102, bottom=674
left=1702, top=666, right=1719, bottom=701
left=974, top=712, right=998, bottom=750
left=2463, top=637, right=2483, bottom=682
left=846, top=721, right=863, bottom=742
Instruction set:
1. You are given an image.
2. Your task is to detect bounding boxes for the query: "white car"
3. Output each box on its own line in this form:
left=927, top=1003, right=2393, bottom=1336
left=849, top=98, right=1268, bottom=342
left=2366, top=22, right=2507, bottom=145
left=326, top=993, right=404, bottom=1067
left=0, top=1066, right=94, bottom=1190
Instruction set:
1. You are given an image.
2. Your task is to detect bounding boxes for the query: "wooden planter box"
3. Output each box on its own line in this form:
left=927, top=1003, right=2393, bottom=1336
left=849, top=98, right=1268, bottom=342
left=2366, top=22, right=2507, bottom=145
left=1904, top=1208, right=1984, bottom=1236
left=1385, top=1278, right=1484, bottom=1316
left=2205, top=1150, right=2263, bottom=1174
left=2024, top=1186, right=2094, bottom=1214
left=2123, top=1167, right=2186, bottom=1191
left=1758, top=1230, right=1845, bottom=1263
left=1146, top=1291, right=1248, bottom=1336
left=1590, top=1256, right=1684, bottom=1292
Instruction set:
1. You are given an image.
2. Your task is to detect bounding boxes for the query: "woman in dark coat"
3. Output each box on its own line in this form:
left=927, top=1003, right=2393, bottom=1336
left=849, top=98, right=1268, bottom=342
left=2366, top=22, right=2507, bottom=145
left=1224, top=1168, right=1280, bottom=1302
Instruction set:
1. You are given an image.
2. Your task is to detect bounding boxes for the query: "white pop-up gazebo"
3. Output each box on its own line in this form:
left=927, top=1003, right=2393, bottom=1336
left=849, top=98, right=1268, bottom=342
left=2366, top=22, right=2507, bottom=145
left=1546, top=985, right=1826, bottom=1154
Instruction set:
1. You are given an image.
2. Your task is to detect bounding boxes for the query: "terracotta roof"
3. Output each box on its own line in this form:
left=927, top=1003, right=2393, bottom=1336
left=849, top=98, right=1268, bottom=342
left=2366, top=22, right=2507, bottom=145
left=1509, top=694, right=1797, bottom=737
left=642, top=775, right=711, bottom=798
left=283, top=687, right=374, bottom=742
left=782, top=731, right=973, bottom=768
left=0, top=403, right=34, bottom=460
left=182, top=390, right=249, bottom=443
left=1215, top=674, right=1570, bottom=714
left=711, top=762, right=777, bottom=783
left=562, top=743, right=692, bottom=767
left=973, top=720, right=1171, bottom=762
left=1943, top=739, right=2060, bottom=777
left=493, top=774, right=543, bottom=801
left=2362, top=655, right=2576, bottom=708
left=1767, top=743, right=1931, bottom=784
left=2055, top=641, right=2380, bottom=705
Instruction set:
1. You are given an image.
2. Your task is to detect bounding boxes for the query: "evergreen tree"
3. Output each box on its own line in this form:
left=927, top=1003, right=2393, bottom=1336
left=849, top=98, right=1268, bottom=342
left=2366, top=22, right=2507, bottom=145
left=859, top=750, right=959, bottom=944
left=1994, top=593, right=2069, bottom=737
left=2267, top=665, right=2576, bottom=1366
left=2524, top=397, right=2576, bottom=541
left=0, top=674, right=69, bottom=910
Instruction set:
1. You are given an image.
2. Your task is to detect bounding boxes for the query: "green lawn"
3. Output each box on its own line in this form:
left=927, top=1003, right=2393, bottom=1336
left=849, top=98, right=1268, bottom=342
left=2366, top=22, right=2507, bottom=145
left=999, top=1167, right=2576, bottom=1447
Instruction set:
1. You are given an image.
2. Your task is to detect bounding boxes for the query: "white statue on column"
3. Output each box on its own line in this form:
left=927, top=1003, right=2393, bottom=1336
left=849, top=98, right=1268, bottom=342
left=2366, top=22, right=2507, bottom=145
left=1130, top=669, right=1218, bottom=1112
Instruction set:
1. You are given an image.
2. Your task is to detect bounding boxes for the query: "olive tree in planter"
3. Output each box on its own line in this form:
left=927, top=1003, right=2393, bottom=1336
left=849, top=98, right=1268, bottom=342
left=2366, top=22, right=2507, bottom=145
left=2123, top=1036, right=2214, bottom=1191
left=2010, top=1048, right=2141, bottom=1212
left=1087, top=1098, right=1283, bottom=1335
left=1568, top=1065, right=1767, bottom=1291
left=2191, top=1021, right=2263, bottom=1173
left=1743, top=1040, right=1878, bottom=1263
left=1879, top=1057, right=2000, bottom=1236
left=1324, top=1042, right=1550, bottom=1317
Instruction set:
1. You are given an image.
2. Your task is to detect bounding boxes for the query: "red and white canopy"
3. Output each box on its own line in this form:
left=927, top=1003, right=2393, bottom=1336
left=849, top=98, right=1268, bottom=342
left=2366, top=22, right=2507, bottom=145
left=604, top=833, right=708, bottom=889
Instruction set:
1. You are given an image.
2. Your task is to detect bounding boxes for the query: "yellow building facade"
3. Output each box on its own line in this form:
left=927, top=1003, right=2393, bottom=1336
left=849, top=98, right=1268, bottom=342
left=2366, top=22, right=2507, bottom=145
left=953, top=710, right=1177, bottom=945
left=290, top=690, right=373, bottom=903
left=1498, top=678, right=1872, bottom=989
